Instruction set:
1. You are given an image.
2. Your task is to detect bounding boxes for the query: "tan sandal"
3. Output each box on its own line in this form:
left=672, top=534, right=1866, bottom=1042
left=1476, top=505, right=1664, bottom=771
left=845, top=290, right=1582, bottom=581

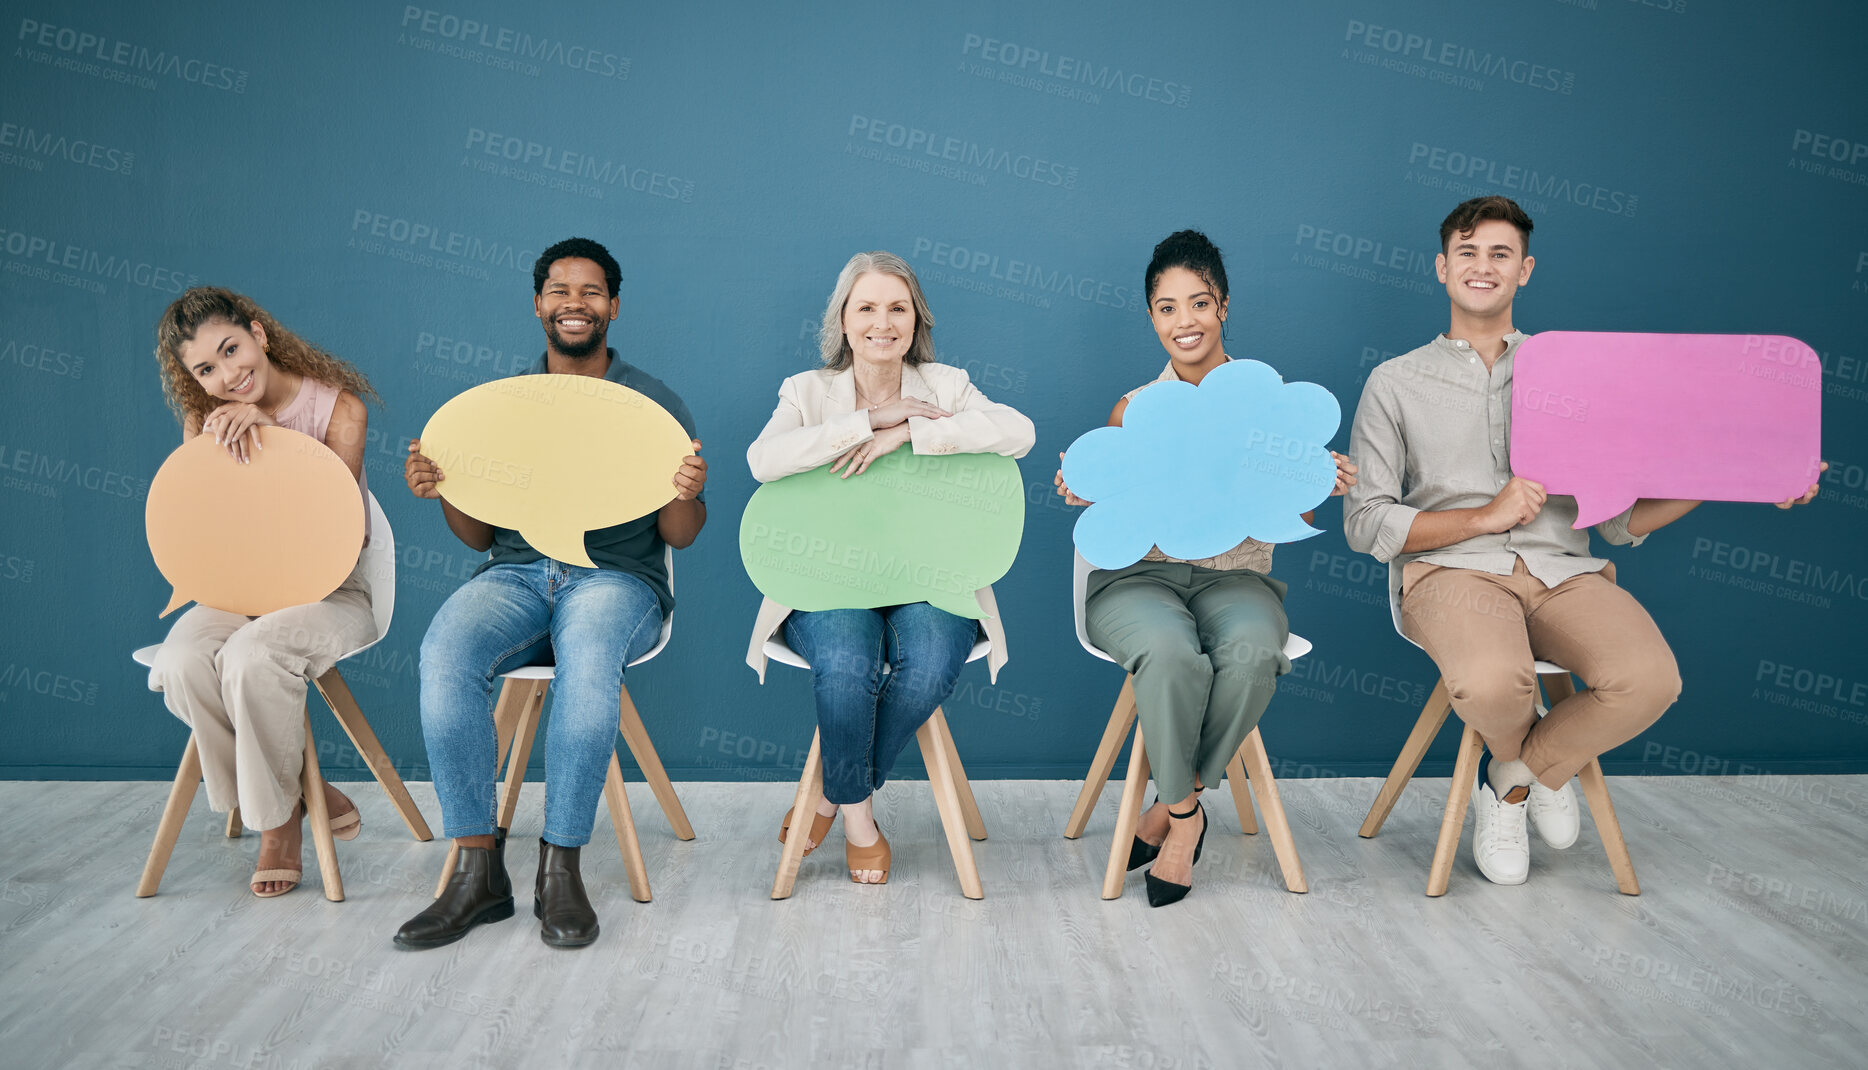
left=250, top=867, right=301, bottom=898
left=777, top=806, right=837, bottom=856
left=845, top=827, right=890, bottom=885
left=251, top=799, right=309, bottom=897
left=329, top=793, right=361, bottom=842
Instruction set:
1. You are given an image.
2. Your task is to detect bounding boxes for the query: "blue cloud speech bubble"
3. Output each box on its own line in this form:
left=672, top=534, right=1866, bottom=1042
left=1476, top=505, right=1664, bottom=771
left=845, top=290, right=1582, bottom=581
left=1061, top=359, right=1340, bottom=570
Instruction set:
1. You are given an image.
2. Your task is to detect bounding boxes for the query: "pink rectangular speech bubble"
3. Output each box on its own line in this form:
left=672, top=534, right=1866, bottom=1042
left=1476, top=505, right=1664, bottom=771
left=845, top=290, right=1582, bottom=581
left=1511, top=332, right=1823, bottom=529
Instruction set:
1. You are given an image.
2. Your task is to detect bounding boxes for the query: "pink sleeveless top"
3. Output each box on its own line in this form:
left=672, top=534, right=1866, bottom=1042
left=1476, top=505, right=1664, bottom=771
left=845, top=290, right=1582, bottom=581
left=273, top=377, right=371, bottom=544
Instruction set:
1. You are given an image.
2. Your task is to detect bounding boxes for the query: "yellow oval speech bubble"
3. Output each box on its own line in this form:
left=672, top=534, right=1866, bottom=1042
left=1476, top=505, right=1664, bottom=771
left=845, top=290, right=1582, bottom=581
left=419, top=374, right=694, bottom=567
left=145, top=426, right=366, bottom=618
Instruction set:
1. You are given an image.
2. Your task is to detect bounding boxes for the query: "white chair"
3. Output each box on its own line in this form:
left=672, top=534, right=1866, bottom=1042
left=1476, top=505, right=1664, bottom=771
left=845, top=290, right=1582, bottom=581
left=1357, top=569, right=1639, bottom=897
left=133, top=492, right=432, bottom=901
left=433, top=546, right=691, bottom=904
left=1061, top=553, right=1310, bottom=899
left=766, top=624, right=992, bottom=900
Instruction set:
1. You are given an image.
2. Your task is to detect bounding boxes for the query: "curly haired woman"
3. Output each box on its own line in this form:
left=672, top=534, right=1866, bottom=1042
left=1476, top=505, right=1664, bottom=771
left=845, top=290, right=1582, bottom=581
left=147, top=286, right=381, bottom=897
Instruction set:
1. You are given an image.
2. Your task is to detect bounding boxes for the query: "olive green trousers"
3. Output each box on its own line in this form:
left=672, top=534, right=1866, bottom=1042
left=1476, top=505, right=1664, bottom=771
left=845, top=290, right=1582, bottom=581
left=1086, top=561, right=1290, bottom=802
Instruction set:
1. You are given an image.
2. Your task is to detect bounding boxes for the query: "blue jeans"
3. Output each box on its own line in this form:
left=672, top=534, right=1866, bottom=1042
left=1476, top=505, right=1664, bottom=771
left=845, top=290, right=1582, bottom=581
left=419, top=560, right=662, bottom=847
left=783, top=603, right=979, bottom=805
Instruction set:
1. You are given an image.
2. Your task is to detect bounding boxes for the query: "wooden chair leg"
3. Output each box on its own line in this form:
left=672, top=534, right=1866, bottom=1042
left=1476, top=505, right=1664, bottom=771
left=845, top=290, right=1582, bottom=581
left=603, top=753, right=651, bottom=903
left=1427, top=721, right=1483, bottom=897
left=437, top=679, right=542, bottom=898
left=1578, top=759, right=1641, bottom=895
left=771, top=731, right=823, bottom=900
left=1238, top=729, right=1307, bottom=894
left=1224, top=750, right=1258, bottom=835
left=616, top=683, right=695, bottom=841
left=496, top=684, right=545, bottom=832
left=1065, top=675, right=1138, bottom=839
left=225, top=807, right=242, bottom=838
left=136, top=736, right=204, bottom=897
left=315, top=669, right=433, bottom=842
left=300, top=712, right=343, bottom=902
left=933, top=710, right=987, bottom=841
left=1102, top=725, right=1150, bottom=901
left=492, top=678, right=528, bottom=768
left=1360, top=678, right=1455, bottom=839
left=918, top=711, right=984, bottom=900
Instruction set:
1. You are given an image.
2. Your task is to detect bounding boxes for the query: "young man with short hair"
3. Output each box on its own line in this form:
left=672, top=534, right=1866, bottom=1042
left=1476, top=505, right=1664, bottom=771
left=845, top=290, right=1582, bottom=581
left=1344, top=196, right=1820, bottom=885
left=395, top=237, right=706, bottom=946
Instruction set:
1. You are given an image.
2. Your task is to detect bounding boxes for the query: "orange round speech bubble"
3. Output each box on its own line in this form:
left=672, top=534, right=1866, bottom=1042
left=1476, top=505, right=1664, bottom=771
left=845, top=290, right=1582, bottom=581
left=145, top=426, right=366, bottom=618
left=419, top=374, right=694, bottom=567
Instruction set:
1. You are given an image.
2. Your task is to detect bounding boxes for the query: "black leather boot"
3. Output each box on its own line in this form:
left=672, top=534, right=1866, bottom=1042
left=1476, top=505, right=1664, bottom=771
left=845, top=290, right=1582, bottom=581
left=534, top=840, right=599, bottom=948
left=394, top=831, right=514, bottom=950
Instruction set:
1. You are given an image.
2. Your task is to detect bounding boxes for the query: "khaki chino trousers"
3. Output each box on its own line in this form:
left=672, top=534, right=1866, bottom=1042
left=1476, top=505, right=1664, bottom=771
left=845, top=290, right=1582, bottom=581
left=1400, top=558, right=1681, bottom=788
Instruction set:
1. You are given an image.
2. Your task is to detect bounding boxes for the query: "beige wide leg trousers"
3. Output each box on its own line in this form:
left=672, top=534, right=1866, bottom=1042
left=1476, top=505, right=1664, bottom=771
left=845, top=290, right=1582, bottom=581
left=147, top=571, right=375, bottom=830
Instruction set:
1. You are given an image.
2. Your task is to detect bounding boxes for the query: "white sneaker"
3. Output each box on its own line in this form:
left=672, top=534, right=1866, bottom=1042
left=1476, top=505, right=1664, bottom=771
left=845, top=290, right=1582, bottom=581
left=1528, top=779, right=1580, bottom=849
left=1470, top=777, right=1530, bottom=885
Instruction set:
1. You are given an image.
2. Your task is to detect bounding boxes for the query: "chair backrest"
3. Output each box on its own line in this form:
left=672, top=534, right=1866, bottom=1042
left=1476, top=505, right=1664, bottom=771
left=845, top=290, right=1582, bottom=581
left=630, top=544, right=675, bottom=667
left=1071, top=551, right=1100, bottom=660
left=352, top=491, right=395, bottom=652
left=1387, top=563, right=1407, bottom=645
left=1072, top=551, right=1309, bottom=664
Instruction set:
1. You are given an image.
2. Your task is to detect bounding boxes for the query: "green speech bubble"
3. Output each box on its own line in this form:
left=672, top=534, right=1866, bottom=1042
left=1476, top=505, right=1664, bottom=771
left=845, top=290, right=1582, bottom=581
left=738, top=450, right=1026, bottom=619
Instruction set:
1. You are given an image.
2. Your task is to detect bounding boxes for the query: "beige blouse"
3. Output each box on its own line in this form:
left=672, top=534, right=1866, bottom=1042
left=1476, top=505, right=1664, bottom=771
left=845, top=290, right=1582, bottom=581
left=1122, top=360, right=1275, bottom=575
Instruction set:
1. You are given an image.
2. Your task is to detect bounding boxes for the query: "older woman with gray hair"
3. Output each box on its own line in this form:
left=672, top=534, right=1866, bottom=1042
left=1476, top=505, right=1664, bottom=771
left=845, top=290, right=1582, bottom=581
left=746, top=251, right=1035, bottom=885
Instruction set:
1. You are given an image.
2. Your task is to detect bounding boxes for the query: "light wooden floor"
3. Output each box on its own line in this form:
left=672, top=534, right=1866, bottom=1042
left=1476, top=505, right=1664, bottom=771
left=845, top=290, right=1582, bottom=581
left=2, top=775, right=1863, bottom=1069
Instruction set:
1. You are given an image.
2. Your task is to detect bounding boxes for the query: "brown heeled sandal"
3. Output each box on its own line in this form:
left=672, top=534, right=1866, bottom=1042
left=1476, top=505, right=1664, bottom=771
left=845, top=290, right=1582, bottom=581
left=845, top=827, right=890, bottom=885
left=778, top=806, right=838, bottom=856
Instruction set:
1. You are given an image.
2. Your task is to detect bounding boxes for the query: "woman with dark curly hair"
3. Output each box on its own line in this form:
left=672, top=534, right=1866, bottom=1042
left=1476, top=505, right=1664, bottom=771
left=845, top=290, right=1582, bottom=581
left=147, top=286, right=382, bottom=898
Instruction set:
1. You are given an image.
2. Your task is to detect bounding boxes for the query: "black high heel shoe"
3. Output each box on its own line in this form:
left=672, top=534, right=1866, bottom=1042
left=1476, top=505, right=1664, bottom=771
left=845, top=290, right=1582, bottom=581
left=1144, top=802, right=1206, bottom=908
left=1127, top=796, right=1162, bottom=871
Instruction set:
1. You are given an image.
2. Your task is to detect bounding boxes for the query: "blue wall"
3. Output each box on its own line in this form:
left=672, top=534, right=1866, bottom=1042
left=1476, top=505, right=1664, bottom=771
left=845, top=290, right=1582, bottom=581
left=3, top=0, right=1865, bottom=784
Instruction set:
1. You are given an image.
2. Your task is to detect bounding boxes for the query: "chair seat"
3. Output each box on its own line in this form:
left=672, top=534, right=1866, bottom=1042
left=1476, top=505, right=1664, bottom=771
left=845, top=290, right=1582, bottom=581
left=498, top=598, right=675, bottom=679
left=1076, top=633, right=1311, bottom=666
left=763, top=636, right=992, bottom=672
left=135, top=641, right=682, bottom=679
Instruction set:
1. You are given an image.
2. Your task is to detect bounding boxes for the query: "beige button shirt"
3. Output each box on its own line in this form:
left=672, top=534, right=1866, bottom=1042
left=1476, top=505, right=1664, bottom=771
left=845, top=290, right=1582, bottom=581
left=1343, top=332, right=1643, bottom=601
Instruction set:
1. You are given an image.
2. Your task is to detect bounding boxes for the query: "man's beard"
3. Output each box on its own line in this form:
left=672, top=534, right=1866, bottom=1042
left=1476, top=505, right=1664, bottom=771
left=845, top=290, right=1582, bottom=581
left=546, top=319, right=607, bottom=358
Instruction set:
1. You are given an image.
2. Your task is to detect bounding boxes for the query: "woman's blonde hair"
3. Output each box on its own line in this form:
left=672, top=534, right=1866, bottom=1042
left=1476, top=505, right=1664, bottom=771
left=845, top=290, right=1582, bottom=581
left=817, top=251, right=937, bottom=371
left=154, top=287, right=379, bottom=426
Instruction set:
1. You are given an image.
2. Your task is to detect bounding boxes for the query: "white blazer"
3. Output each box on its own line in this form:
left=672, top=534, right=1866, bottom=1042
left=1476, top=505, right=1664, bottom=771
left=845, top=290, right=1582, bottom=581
left=744, top=361, right=1036, bottom=682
